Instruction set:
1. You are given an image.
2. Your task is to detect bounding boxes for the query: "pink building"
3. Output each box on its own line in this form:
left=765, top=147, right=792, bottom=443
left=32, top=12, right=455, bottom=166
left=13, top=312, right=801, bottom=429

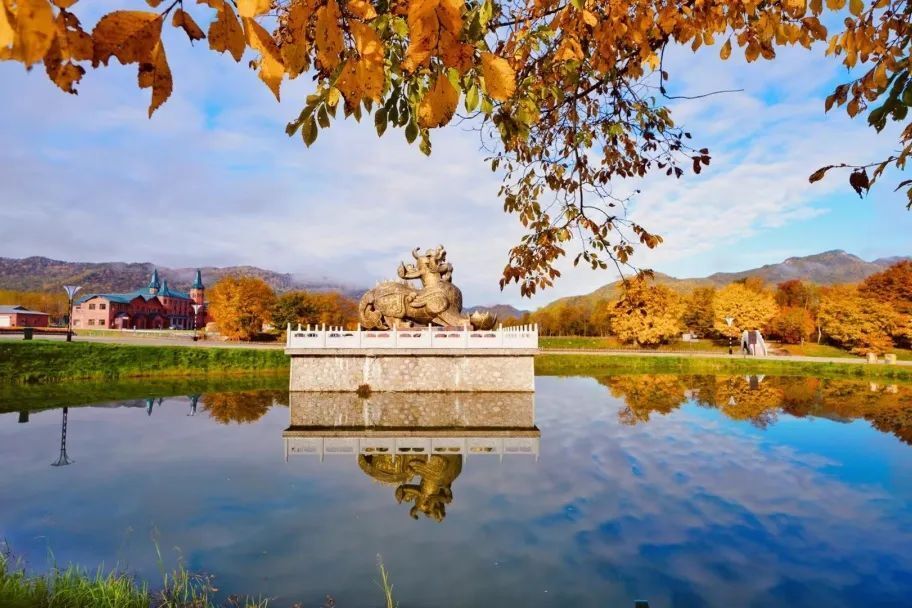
left=72, top=269, right=206, bottom=330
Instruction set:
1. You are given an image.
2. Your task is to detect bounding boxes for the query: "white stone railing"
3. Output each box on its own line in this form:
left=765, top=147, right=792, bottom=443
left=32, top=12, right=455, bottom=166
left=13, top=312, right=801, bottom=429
left=285, top=323, right=539, bottom=350
left=284, top=435, right=540, bottom=460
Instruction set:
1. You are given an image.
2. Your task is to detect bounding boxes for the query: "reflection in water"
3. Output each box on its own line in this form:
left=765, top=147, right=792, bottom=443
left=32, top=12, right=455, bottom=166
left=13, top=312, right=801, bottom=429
left=285, top=392, right=539, bottom=521
left=50, top=407, right=74, bottom=467
left=602, top=374, right=912, bottom=443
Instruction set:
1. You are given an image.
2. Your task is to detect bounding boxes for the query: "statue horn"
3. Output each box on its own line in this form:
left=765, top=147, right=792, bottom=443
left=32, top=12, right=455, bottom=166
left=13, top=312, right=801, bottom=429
left=412, top=247, right=422, bottom=260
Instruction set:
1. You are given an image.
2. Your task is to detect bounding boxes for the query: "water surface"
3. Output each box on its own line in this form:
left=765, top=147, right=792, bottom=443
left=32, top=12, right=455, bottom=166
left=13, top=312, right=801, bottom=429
left=1, top=374, right=911, bottom=607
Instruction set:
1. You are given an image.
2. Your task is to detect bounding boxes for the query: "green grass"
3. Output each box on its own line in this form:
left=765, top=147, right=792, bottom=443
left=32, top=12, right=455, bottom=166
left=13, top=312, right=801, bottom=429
left=0, top=549, right=269, bottom=608
left=0, top=342, right=289, bottom=385
left=535, top=353, right=912, bottom=381
left=778, top=342, right=912, bottom=361
left=540, top=336, right=733, bottom=353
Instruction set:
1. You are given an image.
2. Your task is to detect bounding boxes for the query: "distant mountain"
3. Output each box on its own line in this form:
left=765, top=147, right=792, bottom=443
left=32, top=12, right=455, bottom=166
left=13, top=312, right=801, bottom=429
left=695, top=250, right=905, bottom=286
left=539, top=250, right=911, bottom=312
left=0, top=256, right=362, bottom=297
left=464, top=304, right=529, bottom=321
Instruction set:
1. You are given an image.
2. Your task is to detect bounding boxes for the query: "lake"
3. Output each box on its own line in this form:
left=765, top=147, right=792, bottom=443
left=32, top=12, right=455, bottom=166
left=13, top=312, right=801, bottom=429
left=1, top=374, right=911, bottom=607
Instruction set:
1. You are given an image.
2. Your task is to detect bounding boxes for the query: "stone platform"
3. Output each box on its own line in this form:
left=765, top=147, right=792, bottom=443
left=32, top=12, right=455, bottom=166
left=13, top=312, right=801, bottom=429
left=286, top=347, right=536, bottom=392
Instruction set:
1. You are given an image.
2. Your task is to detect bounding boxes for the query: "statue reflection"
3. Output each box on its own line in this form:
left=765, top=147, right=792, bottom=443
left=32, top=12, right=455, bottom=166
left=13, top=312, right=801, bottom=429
left=359, top=454, right=462, bottom=522
left=284, top=392, right=539, bottom=522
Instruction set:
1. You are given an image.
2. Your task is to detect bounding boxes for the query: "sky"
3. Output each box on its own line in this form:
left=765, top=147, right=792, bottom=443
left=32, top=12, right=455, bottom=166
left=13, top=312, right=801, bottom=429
left=1, top=9, right=910, bottom=308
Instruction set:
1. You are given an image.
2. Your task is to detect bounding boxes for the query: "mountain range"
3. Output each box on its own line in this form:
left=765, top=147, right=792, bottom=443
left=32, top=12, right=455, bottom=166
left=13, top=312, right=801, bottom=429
left=539, top=250, right=910, bottom=311
left=0, top=256, right=360, bottom=297
left=1, top=250, right=906, bottom=315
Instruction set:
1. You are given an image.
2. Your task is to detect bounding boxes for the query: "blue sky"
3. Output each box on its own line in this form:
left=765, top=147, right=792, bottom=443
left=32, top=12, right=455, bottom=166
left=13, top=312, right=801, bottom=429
left=0, top=12, right=909, bottom=308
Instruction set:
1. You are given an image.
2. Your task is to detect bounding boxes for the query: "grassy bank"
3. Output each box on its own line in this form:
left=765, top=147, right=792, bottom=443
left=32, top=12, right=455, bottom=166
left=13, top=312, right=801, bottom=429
left=535, top=353, right=912, bottom=381
left=0, top=341, right=288, bottom=384
left=0, top=549, right=396, bottom=608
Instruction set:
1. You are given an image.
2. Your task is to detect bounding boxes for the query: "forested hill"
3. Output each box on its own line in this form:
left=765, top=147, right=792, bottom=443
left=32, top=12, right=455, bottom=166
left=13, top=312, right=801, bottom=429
left=0, top=256, right=359, bottom=297
left=542, top=250, right=910, bottom=311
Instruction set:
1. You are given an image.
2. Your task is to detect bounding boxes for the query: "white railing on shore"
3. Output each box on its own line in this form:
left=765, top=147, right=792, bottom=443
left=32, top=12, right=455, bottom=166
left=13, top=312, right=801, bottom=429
left=285, top=323, right=538, bottom=350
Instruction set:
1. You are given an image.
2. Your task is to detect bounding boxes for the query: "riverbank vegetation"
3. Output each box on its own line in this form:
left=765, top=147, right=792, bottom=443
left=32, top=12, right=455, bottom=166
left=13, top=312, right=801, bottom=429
left=0, top=342, right=288, bottom=384
left=511, top=262, right=912, bottom=357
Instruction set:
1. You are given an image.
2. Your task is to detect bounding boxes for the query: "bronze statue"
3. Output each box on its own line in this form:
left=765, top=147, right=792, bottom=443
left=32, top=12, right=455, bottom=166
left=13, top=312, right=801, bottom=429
left=358, top=245, right=497, bottom=330
left=358, top=453, right=463, bottom=522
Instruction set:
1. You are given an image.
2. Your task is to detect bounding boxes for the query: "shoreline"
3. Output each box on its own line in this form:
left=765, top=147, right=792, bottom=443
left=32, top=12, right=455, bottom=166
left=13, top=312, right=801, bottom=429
left=3, top=341, right=912, bottom=385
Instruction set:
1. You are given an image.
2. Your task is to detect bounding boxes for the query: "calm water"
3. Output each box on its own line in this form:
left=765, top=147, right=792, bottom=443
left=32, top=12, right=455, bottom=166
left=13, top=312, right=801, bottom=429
left=1, top=374, right=911, bottom=607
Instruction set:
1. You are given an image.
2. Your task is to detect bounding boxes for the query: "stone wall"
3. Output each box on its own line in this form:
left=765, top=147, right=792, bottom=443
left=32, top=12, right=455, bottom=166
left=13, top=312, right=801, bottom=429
left=287, top=349, right=536, bottom=392
left=288, top=391, right=535, bottom=428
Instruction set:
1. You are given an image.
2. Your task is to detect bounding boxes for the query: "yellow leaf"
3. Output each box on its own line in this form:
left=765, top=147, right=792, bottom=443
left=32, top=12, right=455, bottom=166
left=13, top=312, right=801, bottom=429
left=44, top=32, right=84, bottom=93
left=720, top=38, right=732, bottom=60
left=208, top=2, right=245, bottom=61
left=849, top=0, right=863, bottom=15
left=554, top=36, right=584, bottom=62
left=237, top=0, right=271, bottom=19
left=172, top=9, right=205, bottom=42
left=11, top=0, right=57, bottom=67
left=146, top=0, right=164, bottom=6
left=418, top=73, right=459, bottom=128
left=197, top=0, right=224, bottom=8
left=1, top=2, right=16, bottom=50
left=581, top=10, right=598, bottom=27
left=314, top=0, right=343, bottom=71
left=403, top=0, right=439, bottom=72
left=52, top=0, right=78, bottom=8
left=92, top=11, right=162, bottom=67
left=336, top=21, right=384, bottom=104
left=243, top=16, right=284, bottom=99
left=825, top=0, right=846, bottom=9
left=54, top=10, right=93, bottom=61
left=347, top=0, right=377, bottom=20
left=480, top=52, right=515, bottom=101
left=137, top=40, right=172, bottom=117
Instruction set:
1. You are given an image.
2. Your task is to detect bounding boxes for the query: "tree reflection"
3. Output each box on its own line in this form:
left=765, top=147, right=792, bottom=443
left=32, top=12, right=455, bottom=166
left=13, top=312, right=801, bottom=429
left=603, top=374, right=912, bottom=442
left=598, top=375, right=687, bottom=424
left=201, top=390, right=283, bottom=424
left=358, top=454, right=463, bottom=522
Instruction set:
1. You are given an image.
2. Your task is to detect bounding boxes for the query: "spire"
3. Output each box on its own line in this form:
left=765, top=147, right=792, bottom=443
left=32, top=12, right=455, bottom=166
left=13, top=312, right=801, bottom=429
left=160, top=279, right=169, bottom=296
left=148, top=268, right=161, bottom=290
left=192, top=269, right=204, bottom=290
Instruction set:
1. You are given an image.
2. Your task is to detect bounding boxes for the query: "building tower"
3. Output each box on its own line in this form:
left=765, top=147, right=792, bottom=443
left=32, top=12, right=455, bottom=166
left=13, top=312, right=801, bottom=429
left=190, top=269, right=205, bottom=305
left=190, top=269, right=205, bottom=328
left=148, top=268, right=161, bottom=295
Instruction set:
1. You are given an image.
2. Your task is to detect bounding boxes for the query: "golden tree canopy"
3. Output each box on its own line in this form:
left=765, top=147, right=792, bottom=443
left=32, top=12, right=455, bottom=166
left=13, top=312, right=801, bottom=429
left=609, top=278, right=683, bottom=346
left=2, top=0, right=910, bottom=293
left=207, top=275, right=276, bottom=340
left=712, top=282, right=779, bottom=337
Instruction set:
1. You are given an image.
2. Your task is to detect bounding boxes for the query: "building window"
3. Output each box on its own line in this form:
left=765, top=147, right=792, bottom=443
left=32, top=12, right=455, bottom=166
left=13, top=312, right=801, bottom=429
left=99, top=303, right=106, bottom=310
left=89, top=303, right=96, bottom=310
left=88, top=319, right=95, bottom=326
left=73, top=320, right=80, bottom=327
left=99, top=319, right=105, bottom=326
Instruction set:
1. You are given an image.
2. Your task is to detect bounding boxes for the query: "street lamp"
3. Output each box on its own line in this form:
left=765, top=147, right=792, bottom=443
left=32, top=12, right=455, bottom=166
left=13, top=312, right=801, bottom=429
left=724, top=316, right=735, bottom=355
left=63, top=285, right=81, bottom=342
left=191, top=303, right=202, bottom=332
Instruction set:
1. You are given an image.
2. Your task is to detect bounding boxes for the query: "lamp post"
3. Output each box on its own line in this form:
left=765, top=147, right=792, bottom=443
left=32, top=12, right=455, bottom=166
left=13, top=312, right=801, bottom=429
left=63, top=285, right=81, bottom=342
left=51, top=407, right=74, bottom=467
left=724, top=316, right=735, bottom=355
left=191, top=304, right=202, bottom=340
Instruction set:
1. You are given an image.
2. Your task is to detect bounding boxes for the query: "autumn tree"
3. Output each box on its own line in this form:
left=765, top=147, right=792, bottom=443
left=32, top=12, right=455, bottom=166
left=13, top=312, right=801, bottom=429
left=208, top=275, right=276, bottom=340
left=609, top=279, right=683, bottom=346
left=817, top=284, right=899, bottom=354
left=859, top=260, right=912, bottom=314
left=681, top=287, right=715, bottom=336
left=2, top=0, right=909, bottom=294
left=768, top=306, right=816, bottom=344
left=271, top=290, right=358, bottom=329
left=712, top=282, right=778, bottom=337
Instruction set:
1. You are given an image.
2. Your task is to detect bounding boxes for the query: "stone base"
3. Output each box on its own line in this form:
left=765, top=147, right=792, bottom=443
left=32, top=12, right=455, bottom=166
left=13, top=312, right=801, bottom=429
left=286, top=348, right=536, bottom=392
